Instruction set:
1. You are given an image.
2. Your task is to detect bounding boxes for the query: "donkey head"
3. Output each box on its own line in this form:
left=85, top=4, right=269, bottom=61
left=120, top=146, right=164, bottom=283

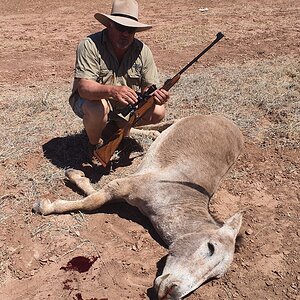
left=155, top=212, right=242, bottom=300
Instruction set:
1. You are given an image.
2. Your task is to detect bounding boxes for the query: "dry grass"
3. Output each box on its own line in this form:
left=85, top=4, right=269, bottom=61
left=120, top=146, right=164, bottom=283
left=166, top=56, right=300, bottom=148
left=0, top=57, right=297, bottom=230
left=0, top=55, right=298, bottom=209
left=0, top=56, right=299, bottom=284
left=1, top=57, right=298, bottom=164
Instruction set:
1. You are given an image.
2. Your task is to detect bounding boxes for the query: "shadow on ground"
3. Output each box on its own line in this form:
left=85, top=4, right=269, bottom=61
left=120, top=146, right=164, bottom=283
left=42, top=131, right=89, bottom=170
left=42, top=131, right=144, bottom=182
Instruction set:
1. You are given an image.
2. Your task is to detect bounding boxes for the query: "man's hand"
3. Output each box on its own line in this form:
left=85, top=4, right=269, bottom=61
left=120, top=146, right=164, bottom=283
left=153, top=89, right=170, bottom=105
left=77, top=79, right=138, bottom=106
left=111, top=86, right=138, bottom=105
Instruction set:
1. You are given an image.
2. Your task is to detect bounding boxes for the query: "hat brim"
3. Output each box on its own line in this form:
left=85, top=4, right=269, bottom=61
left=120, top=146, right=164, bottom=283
left=94, top=13, right=152, bottom=32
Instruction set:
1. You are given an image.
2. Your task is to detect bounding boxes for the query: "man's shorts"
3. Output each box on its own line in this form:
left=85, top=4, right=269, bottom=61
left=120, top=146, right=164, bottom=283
left=71, top=95, right=85, bottom=119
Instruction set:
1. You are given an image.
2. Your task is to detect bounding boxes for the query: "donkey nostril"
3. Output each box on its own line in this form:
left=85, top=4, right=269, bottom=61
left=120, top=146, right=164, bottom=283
left=160, top=283, right=179, bottom=299
left=207, top=242, right=215, bottom=256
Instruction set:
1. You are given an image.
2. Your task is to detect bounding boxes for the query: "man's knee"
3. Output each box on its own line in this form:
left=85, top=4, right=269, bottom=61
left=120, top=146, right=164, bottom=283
left=82, top=99, right=110, bottom=119
left=136, top=104, right=165, bottom=126
left=151, top=104, right=166, bottom=123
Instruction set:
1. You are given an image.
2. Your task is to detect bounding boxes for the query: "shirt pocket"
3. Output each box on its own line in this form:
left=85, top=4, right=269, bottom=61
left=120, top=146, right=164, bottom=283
left=98, top=64, right=114, bottom=85
left=127, top=68, right=142, bottom=92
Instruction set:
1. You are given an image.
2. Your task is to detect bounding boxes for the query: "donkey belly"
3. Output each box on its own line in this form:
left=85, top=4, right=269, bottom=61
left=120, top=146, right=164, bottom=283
left=135, top=115, right=243, bottom=195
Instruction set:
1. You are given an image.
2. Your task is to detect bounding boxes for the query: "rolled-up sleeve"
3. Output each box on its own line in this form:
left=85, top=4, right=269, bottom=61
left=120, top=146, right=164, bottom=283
left=74, top=38, right=99, bottom=81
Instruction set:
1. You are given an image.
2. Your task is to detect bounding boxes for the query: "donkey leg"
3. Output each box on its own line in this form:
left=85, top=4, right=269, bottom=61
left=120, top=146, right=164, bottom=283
left=130, top=127, right=160, bottom=139
left=33, top=177, right=132, bottom=216
left=134, top=120, right=177, bottom=132
left=65, top=169, right=96, bottom=196
left=130, top=120, right=177, bottom=140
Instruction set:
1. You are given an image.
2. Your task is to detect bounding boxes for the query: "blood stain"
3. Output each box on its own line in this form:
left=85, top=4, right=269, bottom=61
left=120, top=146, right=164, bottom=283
left=74, top=293, right=83, bottom=300
left=60, top=256, right=98, bottom=273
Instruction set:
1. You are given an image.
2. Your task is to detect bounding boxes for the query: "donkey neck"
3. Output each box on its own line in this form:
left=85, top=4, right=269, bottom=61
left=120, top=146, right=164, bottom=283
left=146, top=183, right=221, bottom=246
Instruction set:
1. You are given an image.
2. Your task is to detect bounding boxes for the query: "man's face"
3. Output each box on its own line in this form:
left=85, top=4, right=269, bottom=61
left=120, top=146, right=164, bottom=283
left=107, top=21, right=136, bottom=52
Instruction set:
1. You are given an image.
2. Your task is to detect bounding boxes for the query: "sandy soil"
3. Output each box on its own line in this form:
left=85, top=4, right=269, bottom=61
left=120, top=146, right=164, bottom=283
left=0, top=0, right=299, bottom=299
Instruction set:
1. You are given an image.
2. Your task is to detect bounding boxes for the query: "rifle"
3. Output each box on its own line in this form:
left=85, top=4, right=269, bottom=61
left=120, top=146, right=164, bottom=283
left=94, top=32, right=224, bottom=167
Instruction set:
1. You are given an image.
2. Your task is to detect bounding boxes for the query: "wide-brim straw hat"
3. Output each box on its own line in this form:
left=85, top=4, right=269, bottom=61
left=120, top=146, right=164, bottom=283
left=94, top=0, right=152, bottom=32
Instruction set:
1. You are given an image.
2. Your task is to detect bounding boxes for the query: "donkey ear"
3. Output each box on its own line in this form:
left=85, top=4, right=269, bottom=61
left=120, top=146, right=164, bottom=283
left=219, top=212, right=243, bottom=239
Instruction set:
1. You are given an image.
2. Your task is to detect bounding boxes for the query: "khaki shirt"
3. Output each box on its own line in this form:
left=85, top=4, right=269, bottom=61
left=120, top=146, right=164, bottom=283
left=70, top=29, right=159, bottom=111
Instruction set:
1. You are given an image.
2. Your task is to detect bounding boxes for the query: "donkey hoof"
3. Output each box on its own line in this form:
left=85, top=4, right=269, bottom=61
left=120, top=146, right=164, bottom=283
left=32, top=199, right=52, bottom=215
left=65, top=169, right=85, bottom=181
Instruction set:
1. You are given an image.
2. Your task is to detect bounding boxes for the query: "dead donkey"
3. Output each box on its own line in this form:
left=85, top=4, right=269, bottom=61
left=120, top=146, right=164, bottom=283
left=33, top=114, right=244, bottom=299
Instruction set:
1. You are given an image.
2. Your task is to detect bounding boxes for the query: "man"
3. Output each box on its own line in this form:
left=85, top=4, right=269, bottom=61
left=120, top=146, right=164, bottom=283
left=69, top=0, right=170, bottom=165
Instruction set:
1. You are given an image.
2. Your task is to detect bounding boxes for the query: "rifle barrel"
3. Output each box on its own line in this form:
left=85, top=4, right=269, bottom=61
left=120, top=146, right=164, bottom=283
left=176, top=32, right=224, bottom=76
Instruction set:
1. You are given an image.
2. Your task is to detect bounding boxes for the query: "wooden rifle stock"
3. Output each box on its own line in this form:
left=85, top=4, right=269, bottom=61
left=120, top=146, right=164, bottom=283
left=94, top=32, right=224, bottom=167
left=93, top=126, right=125, bottom=167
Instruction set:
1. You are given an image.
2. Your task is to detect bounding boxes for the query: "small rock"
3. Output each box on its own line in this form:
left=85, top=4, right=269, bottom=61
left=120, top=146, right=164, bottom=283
left=48, top=256, right=56, bottom=262
left=245, top=228, right=253, bottom=235
left=265, top=280, right=273, bottom=286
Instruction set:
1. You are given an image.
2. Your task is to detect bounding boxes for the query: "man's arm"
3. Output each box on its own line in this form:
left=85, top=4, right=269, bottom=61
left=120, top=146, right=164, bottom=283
left=77, top=78, right=138, bottom=106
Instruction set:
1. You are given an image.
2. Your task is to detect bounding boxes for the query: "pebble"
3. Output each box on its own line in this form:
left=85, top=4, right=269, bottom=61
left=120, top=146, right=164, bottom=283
left=245, top=228, right=253, bottom=235
left=265, top=280, right=273, bottom=286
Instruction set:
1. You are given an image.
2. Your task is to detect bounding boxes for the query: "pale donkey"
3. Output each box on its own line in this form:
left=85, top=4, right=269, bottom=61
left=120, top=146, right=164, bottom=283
left=33, top=114, right=244, bottom=299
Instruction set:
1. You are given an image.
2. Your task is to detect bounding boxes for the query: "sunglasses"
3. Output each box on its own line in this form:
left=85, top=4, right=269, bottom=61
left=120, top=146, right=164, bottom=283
left=113, top=22, right=137, bottom=34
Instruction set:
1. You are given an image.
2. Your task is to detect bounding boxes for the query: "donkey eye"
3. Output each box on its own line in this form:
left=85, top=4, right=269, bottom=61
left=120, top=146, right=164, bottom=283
left=207, top=242, right=215, bottom=256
